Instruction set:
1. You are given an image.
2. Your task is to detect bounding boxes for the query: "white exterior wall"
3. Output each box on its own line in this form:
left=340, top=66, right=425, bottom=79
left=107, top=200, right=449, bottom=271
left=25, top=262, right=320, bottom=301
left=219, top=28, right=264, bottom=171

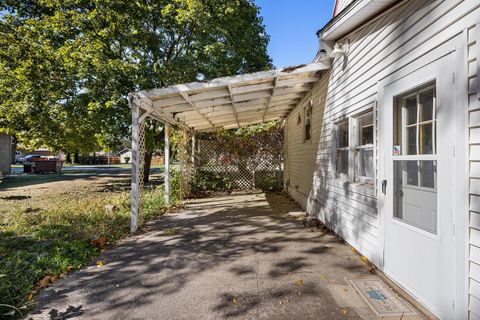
left=284, top=72, right=329, bottom=209
left=469, top=23, right=480, bottom=320
left=285, top=1, right=480, bottom=316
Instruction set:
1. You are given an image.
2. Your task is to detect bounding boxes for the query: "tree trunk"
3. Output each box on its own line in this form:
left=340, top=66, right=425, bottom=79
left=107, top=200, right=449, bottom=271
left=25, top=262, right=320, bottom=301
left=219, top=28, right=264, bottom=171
left=74, top=150, right=79, bottom=164
left=143, top=151, right=153, bottom=183
left=66, top=152, right=71, bottom=164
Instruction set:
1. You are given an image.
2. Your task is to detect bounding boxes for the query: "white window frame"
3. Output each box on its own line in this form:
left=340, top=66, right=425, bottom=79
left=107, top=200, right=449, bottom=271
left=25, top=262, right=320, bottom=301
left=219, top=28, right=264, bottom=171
left=353, top=111, right=374, bottom=184
left=333, top=107, right=375, bottom=188
left=334, top=121, right=350, bottom=180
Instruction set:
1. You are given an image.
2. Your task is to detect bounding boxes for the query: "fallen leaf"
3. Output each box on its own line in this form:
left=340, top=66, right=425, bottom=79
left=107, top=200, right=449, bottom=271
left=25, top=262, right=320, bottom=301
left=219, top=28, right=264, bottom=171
left=341, top=309, right=348, bottom=315
left=28, top=293, right=33, bottom=301
left=66, top=266, right=73, bottom=272
left=91, top=235, right=107, bottom=248
left=351, top=248, right=356, bottom=254
left=36, top=275, right=55, bottom=289
left=361, top=256, right=368, bottom=262
left=232, top=296, right=238, bottom=305
left=295, top=279, right=303, bottom=286
left=320, top=274, right=327, bottom=280
left=96, top=260, right=104, bottom=267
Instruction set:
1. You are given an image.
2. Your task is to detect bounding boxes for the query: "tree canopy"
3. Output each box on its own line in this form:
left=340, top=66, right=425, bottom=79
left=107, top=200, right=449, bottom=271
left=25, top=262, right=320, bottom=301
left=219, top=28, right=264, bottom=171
left=0, top=0, right=272, bottom=152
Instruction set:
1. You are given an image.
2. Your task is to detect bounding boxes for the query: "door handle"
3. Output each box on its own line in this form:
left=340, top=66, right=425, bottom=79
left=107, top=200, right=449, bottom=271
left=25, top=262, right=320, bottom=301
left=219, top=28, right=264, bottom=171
left=381, top=180, right=387, bottom=195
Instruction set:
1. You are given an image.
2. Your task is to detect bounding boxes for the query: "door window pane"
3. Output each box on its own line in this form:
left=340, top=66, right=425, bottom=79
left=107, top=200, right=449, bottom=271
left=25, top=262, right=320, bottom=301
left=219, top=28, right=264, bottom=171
left=405, top=97, right=417, bottom=125
left=394, top=160, right=437, bottom=234
left=420, top=124, right=434, bottom=154
left=420, top=161, right=436, bottom=188
left=406, top=127, right=417, bottom=155
left=420, top=89, right=434, bottom=122
left=406, top=161, right=418, bottom=186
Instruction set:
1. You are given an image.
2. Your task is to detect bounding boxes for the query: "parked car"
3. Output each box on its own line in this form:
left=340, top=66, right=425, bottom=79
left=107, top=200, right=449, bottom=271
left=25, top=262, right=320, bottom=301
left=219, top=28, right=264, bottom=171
left=21, top=155, right=44, bottom=164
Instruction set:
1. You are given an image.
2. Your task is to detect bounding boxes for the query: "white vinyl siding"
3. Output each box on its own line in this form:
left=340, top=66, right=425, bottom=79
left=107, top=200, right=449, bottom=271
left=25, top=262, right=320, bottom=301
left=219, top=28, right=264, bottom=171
left=285, top=0, right=480, bottom=293
left=469, top=23, right=480, bottom=320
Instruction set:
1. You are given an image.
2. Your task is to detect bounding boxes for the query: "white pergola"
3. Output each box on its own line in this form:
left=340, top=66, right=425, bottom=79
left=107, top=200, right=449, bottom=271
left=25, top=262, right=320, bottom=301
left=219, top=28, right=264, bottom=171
left=128, top=62, right=330, bottom=233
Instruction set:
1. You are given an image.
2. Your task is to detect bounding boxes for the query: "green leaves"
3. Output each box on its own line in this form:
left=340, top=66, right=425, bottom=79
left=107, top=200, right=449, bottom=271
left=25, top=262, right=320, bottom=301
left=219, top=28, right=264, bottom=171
left=0, top=0, right=271, bottom=153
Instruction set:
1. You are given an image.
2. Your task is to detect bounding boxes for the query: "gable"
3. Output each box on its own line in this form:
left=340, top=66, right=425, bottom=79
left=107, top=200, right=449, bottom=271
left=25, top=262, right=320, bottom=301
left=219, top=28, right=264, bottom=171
left=334, top=0, right=355, bottom=16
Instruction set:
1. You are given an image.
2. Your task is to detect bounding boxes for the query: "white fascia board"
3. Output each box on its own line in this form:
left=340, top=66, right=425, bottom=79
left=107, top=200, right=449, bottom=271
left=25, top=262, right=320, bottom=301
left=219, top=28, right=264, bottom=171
left=321, top=0, right=397, bottom=41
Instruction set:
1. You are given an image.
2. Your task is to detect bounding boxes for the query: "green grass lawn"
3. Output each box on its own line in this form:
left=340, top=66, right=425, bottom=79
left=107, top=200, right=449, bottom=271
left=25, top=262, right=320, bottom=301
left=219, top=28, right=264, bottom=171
left=0, top=170, right=178, bottom=317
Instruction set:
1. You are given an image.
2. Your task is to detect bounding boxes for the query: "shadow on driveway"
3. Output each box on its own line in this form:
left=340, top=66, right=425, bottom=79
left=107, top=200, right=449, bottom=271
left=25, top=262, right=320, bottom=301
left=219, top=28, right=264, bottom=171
left=30, top=192, right=377, bottom=320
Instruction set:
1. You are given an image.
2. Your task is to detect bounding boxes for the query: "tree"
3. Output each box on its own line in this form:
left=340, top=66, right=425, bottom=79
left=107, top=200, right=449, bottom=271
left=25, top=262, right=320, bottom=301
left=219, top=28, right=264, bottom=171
left=0, top=0, right=272, bottom=177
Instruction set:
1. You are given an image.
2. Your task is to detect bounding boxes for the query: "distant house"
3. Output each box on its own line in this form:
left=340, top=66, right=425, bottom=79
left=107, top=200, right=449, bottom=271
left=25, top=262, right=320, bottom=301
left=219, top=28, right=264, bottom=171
left=0, top=134, right=13, bottom=176
left=119, top=149, right=132, bottom=164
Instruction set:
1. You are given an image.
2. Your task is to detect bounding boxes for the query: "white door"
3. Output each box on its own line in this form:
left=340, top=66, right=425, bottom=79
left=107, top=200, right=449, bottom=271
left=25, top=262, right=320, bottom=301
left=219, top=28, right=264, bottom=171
left=379, top=53, right=455, bottom=319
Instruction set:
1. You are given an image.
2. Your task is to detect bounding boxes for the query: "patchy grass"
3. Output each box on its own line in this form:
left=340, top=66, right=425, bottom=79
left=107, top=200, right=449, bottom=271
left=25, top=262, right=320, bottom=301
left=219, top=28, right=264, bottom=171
left=0, top=171, right=177, bottom=317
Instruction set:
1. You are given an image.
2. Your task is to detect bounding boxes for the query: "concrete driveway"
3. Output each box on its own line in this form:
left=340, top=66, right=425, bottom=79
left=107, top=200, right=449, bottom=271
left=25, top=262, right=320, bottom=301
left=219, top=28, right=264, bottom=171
left=30, top=192, right=382, bottom=320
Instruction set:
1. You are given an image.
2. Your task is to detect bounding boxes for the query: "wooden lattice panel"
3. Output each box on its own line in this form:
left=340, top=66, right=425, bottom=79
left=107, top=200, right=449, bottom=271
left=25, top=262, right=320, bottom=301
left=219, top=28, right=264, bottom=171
left=194, top=130, right=284, bottom=191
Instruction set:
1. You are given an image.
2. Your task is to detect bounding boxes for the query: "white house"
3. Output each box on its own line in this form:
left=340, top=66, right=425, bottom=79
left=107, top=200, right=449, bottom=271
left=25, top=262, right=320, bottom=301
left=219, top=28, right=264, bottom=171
left=284, top=0, right=479, bottom=318
left=119, top=148, right=132, bottom=164
left=130, top=0, right=480, bottom=318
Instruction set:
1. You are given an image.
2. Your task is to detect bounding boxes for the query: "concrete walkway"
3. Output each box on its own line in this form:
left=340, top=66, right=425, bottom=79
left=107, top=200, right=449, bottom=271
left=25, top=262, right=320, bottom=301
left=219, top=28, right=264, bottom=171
left=31, top=192, right=383, bottom=320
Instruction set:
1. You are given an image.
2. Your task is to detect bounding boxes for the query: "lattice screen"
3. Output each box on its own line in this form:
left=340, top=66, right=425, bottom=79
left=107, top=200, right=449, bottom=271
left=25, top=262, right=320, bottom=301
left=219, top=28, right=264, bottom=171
left=137, top=120, right=146, bottom=226
left=193, top=130, right=284, bottom=191
left=178, top=130, right=194, bottom=198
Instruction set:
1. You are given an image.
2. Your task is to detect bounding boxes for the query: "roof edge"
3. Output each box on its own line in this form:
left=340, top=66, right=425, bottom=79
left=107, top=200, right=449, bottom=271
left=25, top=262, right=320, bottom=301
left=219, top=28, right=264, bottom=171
left=317, top=0, right=403, bottom=41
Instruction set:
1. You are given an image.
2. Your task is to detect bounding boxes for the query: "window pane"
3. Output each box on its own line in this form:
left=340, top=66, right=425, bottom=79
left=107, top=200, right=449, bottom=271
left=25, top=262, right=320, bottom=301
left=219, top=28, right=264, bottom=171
left=406, top=126, right=417, bottom=155
left=394, top=160, right=437, bottom=234
left=420, top=161, right=436, bottom=188
left=338, top=123, right=349, bottom=148
left=305, top=123, right=311, bottom=141
left=420, top=89, right=434, bottom=122
left=337, top=149, right=348, bottom=175
left=358, top=113, right=374, bottom=146
left=419, top=124, right=434, bottom=154
left=405, top=97, right=417, bottom=125
left=355, top=148, right=373, bottom=179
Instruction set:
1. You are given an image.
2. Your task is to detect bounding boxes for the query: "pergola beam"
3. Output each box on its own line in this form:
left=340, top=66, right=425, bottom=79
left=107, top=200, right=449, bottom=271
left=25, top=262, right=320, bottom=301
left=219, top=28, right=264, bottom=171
left=227, top=84, right=240, bottom=127
left=179, top=91, right=215, bottom=129
left=262, top=77, right=279, bottom=122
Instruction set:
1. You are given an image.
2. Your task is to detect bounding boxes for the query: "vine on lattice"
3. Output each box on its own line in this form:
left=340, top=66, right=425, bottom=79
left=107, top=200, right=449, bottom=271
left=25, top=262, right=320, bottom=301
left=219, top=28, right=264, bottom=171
left=192, top=121, right=284, bottom=192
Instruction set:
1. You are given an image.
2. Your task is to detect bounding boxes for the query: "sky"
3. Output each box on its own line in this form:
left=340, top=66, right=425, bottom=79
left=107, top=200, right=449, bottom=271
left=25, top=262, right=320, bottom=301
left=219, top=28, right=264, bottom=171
left=254, top=0, right=336, bottom=68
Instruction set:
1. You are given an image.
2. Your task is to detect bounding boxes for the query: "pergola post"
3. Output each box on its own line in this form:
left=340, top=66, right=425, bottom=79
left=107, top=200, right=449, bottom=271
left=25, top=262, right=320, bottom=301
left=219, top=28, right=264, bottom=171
left=164, top=122, right=170, bottom=206
left=129, top=94, right=144, bottom=234
left=191, top=134, right=196, bottom=166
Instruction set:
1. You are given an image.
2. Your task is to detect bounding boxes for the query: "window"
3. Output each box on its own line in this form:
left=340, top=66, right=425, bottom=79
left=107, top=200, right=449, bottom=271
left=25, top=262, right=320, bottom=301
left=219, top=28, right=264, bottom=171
left=334, top=108, right=375, bottom=187
left=304, top=105, right=312, bottom=142
left=354, top=112, right=374, bottom=183
left=394, top=86, right=436, bottom=156
left=336, top=122, right=349, bottom=177
left=393, top=83, right=437, bottom=234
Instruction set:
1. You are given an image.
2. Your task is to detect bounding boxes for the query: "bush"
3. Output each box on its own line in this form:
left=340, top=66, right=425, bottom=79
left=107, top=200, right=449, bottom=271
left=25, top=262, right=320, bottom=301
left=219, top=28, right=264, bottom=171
left=191, top=169, right=234, bottom=192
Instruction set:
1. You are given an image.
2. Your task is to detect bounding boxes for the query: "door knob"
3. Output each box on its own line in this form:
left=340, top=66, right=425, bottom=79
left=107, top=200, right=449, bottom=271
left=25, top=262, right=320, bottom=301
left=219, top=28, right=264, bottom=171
left=381, top=180, right=387, bottom=195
